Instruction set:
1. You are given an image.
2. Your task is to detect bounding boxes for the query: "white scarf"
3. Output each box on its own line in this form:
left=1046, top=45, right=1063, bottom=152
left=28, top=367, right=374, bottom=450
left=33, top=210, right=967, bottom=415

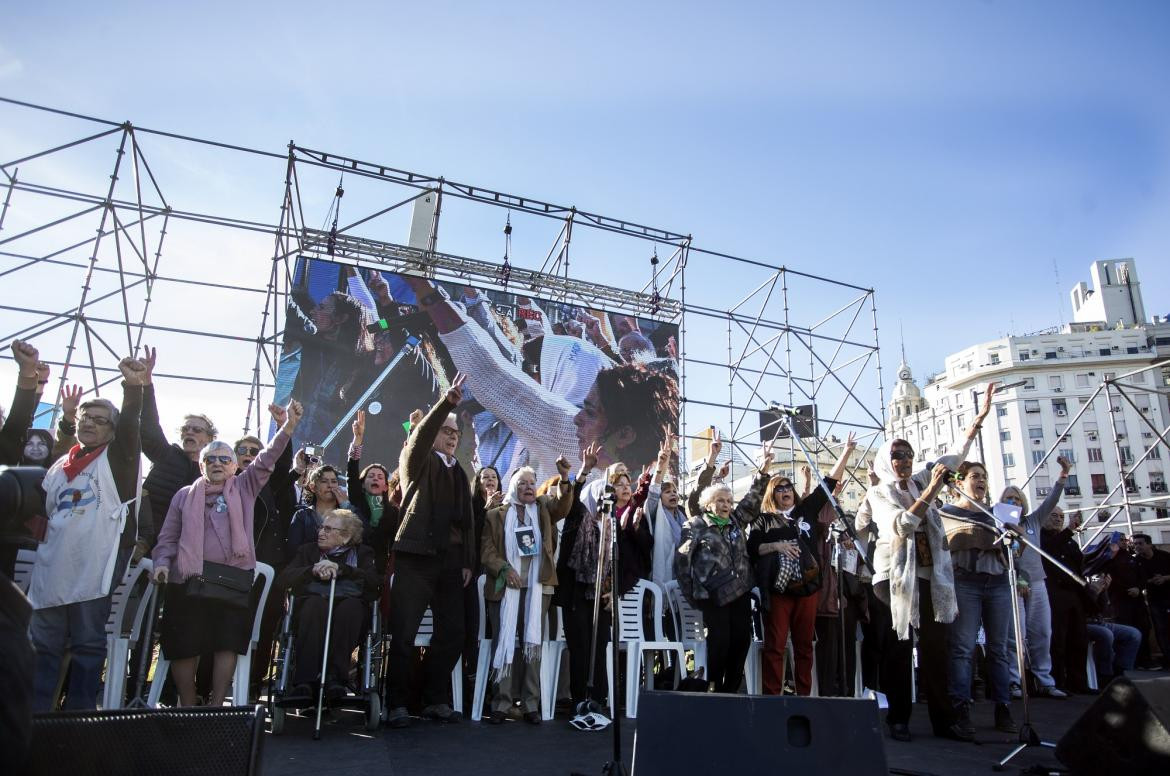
left=493, top=492, right=544, bottom=681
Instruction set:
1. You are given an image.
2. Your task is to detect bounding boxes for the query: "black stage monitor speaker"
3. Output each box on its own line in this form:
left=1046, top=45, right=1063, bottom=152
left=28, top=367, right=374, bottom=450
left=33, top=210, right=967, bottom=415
left=1055, top=676, right=1170, bottom=775
left=632, top=691, right=888, bottom=776
left=24, top=704, right=265, bottom=776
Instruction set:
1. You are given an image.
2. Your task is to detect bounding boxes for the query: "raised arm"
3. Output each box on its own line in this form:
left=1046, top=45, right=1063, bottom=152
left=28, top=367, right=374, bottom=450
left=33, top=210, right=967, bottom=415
left=0, top=340, right=42, bottom=464
left=347, top=410, right=365, bottom=503
left=400, top=375, right=465, bottom=485
left=687, top=430, right=722, bottom=517
left=238, top=401, right=302, bottom=499
left=137, top=348, right=173, bottom=462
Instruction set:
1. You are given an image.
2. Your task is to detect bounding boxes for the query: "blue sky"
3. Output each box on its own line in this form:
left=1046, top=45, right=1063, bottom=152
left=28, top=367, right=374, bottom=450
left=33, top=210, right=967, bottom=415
left=2, top=1, right=1168, bottom=453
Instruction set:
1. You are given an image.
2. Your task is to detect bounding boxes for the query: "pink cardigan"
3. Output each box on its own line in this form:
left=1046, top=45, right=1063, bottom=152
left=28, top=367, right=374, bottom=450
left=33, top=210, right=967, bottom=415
left=153, top=430, right=289, bottom=582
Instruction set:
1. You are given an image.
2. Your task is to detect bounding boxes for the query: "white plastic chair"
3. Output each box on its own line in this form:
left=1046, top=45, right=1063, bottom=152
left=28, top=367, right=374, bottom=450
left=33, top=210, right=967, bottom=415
left=102, top=558, right=154, bottom=709
left=13, top=548, right=37, bottom=594
left=470, top=575, right=493, bottom=721
left=605, top=579, right=686, bottom=718
left=665, top=580, right=708, bottom=677
left=539, top=604, right=568, bottom=720
left=148, top=561, right=275, bottom=707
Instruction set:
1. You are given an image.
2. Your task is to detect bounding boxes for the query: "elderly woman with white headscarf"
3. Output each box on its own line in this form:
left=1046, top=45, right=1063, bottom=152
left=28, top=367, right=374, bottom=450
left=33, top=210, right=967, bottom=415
left=152, top=400, right=302, bottom=707
left=480, top=457, right=574, bottom=724
left=865, top=383, right=995, bottom=742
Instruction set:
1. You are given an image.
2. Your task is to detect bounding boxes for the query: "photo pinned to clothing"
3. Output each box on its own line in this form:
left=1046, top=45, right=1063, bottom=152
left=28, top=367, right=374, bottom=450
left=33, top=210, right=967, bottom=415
left=515, top=525, right=538, bottom=556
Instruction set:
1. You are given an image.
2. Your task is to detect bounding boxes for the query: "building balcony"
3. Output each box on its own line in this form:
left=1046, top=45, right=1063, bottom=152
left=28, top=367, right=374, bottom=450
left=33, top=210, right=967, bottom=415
left=1092, top=486, right=1109, bottom=495
left=1065, top=487, right=1081, bottom=496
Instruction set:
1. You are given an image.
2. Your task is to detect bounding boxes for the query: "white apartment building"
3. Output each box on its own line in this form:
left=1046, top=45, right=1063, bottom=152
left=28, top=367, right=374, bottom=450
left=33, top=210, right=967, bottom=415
left=888, top=260, right=1170, bottom=543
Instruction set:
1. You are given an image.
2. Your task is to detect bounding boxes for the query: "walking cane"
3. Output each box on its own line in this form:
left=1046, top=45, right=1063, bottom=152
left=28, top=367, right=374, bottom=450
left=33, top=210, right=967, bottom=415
left=313, top=575, right=338, bottom=741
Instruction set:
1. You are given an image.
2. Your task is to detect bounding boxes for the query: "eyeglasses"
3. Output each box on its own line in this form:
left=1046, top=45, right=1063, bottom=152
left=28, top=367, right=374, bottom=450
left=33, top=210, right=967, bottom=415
left=438, top=426, right=460, bottom=437
left=181, top=425, right=209, bottom=435
left=319, top=525, right=342, bottom=534
left=890, top=450, right=915, bottom=461
left=203, top=455, right=234, bottom=465
left=78, top=414, right=112, bottom=427
left=235, top=445, right=261, bottom=456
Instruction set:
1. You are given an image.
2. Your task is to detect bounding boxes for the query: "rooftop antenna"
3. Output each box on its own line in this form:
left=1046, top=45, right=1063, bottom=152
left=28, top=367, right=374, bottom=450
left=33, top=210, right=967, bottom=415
left=899, top=320, right=907, bottom=366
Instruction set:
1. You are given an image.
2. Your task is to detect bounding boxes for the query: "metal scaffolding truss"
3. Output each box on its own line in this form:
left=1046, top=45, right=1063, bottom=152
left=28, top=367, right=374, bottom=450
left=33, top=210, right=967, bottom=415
left=1014, top=360, right=1170, bottom=543
left=0, top=96, right=884, bottom=470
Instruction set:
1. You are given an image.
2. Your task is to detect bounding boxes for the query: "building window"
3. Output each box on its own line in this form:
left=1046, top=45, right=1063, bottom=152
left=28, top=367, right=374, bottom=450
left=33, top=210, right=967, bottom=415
left=990, top=353, right=1001, bottom=364
left=1032, top=450, right=1045, bottom=466
left=1087, top=447, right=1103, bottom=462
left=1091, top=473, right=1108, bottom=495
left=1066, top=474, right=1081, bottom=495
left=996, top=405, right=1008, bottom=417
left=1000, top=430, right=1011, bottom=442
left=1049, top=375, right=1064, bottom=389
left=1023, top=378, right=1036, bottom=390
left=1120, top=446, right=1134, bottom=465
left=1059, top=448, right=1075, bottom=463
left=1003, top=453, right=1015, bottom=468
left=1075, top=373, right=1091, bottom=387
left=1019, top=351, right=1031, bottom=361
left=1149, top=446, right=1162, bottom=461
left=1024, top=400, right=1041, bottom=413
left=1045, top=351, right=1058, bottom=360
left=1029, top=427, right=1044, bottom=440
left=1132, top=371, right=1146, bottom=384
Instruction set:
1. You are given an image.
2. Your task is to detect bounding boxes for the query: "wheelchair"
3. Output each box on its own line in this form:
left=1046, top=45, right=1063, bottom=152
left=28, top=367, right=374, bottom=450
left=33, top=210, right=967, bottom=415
left=268, top=586, right=385, bottom=735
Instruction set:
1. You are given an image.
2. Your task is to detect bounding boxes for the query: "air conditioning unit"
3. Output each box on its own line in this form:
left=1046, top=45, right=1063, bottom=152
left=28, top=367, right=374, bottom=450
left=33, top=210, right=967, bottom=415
left=1033, top=440, right=1042, bottom=445
left=1142, top=407, right=1150, bottom=413
left=1117, top=433, right=1126, bottom=439
left=1089, top=433, right=1099, bottom=441
left=1054, top=387, right=1063, bottom=393
left=1036, top=487, right=1052, bottom=496
left=1056, top=409, right=1067, bottom=416
left=1031, top=349, right=1039, bottom=355
left=1058, top=347, right=1065, bottom=352
left=1143, top=432, right=1154, bottom=438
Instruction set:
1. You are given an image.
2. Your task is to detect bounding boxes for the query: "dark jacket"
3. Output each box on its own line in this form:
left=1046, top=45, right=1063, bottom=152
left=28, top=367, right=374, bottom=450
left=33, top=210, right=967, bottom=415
left=748, top=478, right=836, bottom=602
left=395, top=396, right=475, bottom=569
left=347, top=454, right=397, bottom=574
left=553, top=479, right=588, bottom=609
left=251, top=441, right=296, bottom=568
left=277, top=541, right=382, bottom=603
left=140, top=385, right=201, bottom=547
left=676, top=473, right=768, bottom=607
left=0, top=386, right=38, bottom=465
left=481, top=480, right=573, bottom=602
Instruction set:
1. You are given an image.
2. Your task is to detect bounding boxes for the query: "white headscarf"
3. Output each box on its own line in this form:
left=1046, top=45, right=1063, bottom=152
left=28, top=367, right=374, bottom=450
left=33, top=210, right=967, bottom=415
left=493, top=467, right=544, bottom=680
left=539, top=334, right=612, bottom=408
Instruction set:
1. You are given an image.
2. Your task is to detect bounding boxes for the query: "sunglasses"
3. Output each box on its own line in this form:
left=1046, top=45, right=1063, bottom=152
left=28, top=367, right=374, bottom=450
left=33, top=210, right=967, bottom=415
left=181, top=425, right=209, bottom=435
left=235, top=445, right=261, bottom=456
left=890, top=450, right=914, bottom=461
left=775, top=484, right=794, bottom=494
left=203, top=455, right=234, bottom=465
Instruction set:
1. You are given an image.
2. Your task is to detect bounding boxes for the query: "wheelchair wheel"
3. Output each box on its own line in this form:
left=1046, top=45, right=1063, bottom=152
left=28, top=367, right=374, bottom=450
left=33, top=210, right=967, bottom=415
left=271, top=704, right=286, bottom=735
left=366, top=693, right=381, bottom=732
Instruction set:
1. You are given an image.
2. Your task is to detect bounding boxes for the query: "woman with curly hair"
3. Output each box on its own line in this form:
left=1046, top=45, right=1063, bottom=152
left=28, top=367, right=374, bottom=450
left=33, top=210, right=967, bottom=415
left=287, top=464, right=348, bottom=557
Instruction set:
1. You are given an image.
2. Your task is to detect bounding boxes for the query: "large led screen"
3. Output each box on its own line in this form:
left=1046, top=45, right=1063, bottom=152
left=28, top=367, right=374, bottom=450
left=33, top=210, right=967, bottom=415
left=274, top=256, right=680, bottom=484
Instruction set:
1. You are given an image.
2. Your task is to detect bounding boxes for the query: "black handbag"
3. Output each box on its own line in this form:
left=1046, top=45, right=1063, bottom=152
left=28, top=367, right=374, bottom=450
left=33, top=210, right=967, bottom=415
left=185, top=561, right=254, bottom=609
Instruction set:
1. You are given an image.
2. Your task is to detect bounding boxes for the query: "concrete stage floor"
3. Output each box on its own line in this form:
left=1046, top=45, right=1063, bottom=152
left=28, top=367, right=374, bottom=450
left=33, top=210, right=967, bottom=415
left=261, top=671, right=1168, bottom=776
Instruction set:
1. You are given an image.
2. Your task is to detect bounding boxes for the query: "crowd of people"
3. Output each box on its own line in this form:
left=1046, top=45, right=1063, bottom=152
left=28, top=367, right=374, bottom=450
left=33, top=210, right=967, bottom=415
left=3, top=334, right=1170, bottom=748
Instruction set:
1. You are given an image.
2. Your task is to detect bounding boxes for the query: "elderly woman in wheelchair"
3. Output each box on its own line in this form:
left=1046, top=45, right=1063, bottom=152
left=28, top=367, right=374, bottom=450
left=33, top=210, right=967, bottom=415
left=275, top=509, right=381, bottom=704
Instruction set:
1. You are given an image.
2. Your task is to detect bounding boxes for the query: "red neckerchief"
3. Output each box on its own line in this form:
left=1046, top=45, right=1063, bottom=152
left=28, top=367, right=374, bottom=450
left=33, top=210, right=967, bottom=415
left=62, top=443, right=108, bottom=482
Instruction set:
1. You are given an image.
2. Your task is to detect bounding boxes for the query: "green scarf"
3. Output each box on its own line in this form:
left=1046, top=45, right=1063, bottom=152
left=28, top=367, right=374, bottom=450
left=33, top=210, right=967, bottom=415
left=366, top=492, right=385, bottom=527
left=706, top=511, right=731, bottom=527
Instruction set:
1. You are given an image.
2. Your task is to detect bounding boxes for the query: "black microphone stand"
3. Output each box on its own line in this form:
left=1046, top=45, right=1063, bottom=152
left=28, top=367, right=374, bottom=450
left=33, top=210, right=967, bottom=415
left=937, top=482, right=1085, bottom=772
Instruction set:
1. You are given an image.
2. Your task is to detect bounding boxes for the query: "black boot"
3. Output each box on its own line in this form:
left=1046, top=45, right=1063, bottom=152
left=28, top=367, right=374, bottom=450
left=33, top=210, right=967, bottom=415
left=948, top=702, right=976, bottom=742
left=994, top=703, right=1018, bottom=734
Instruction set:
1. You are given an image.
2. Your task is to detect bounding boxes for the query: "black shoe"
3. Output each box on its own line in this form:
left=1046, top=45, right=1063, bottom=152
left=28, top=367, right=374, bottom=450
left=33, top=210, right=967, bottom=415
left=948, top=703, right=976, bottom=742
left=994, top=703, right=1018, bottom=734
left=325, top=682, right=347, bottom=702
left=422, top=704, right=462, bottom=723
left=489, top=709, right=506, bottom=725
left=887, top=722, right=912, bottom=742
left=288, top=684, right=313, bottom=701
left=524, top=711, right=542, bottom=725
left=387, top=706, right=411, bottom=728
